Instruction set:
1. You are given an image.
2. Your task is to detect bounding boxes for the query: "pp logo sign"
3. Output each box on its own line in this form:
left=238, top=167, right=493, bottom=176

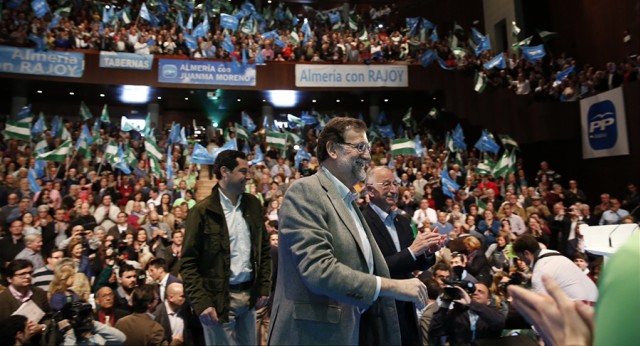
left=587, top=100, right=617, bottom=150
left=161, top=64, right=178, bottom=79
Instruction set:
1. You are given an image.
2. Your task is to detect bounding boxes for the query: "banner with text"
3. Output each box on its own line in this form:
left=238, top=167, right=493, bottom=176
left=580, top=87, right=629, bottom=159
left=295, top=64, right=408, bottom=87
left=0, top=46, right=84, bottom=78
left=99, top=52, right=153, bottom=70
left=158, top=59, right=256, bottom=86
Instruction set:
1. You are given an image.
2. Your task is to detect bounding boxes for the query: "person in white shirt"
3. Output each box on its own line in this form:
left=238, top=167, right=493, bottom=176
left=412, top=199, right=438, bottom=228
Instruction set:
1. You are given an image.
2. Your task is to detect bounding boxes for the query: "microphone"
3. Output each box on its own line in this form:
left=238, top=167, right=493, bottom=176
left=608, top=223, right=623, bottom=248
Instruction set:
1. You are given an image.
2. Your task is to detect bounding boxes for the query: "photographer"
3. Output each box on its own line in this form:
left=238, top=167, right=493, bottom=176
left=429, top=282, right=505, bottom=345
left=57, top=302, right=126, bottom=345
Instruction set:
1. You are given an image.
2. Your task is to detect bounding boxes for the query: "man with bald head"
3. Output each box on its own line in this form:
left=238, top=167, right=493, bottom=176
left=362, top=166, right=444, bottom=345
left=93, top=287, right=129, bottom=327
left=154, top=282, right=203, bottom=345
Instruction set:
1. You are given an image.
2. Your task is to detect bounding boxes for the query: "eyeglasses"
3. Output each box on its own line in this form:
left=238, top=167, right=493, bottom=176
left=14, top=271, right=33, bottom=278
left=339, top=142, right=371, bottom=153
left=372, top=181, right=400, bottom=189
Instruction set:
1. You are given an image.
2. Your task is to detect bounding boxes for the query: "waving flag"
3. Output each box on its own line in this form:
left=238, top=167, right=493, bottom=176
left=452, top=124, right=467, bottom=151
left=266, top=131, right=286, bottom=150
left=441, top=173, right=460, bottom=198
left=493, top=150, right=516, bottom=178
left=499, top=134, right=520, bottom=150
left=28, top=169, right=41, bottom=193
left=430, top=25, right=439, bottom=42
left=414, top=135, right=423, bottom=157
left=144, top=137, right=163, bottom=161
left=37, top=139, right=71, bottom=161
left=234, top=123, right=251, bottom=141
left=14, top=104, right=32, bottom=121
left=104, top=139, right=119, bottom=163
left=474, top=130, right=500, bottom=154
left=301, top=111, right=317, bottom=125
left=221, top=13, right=239, bottom=31
left=79, top=101, right=93, bottom=121
left=222, top=34, right=234, bottom=53
left=391, top=138, right=416, bottom=156
left=521, top=44, right=546, bottom=63
left=301, top=18, right=312, bottom=45
left=31, top=0, right=49, bottom=18
left=511, top=36, right=532, bottom=50
left=189, top=143, right=212, bottom=165
left=555, top=65, right=575, bottom=81
left=212, top=139, right=238, bottom=161
left=165, top=146, right=174, bottom=181
left=180, top=127, right=188, bottom=145
left=475, top=35, right=491, bottom=56
left=295, top=147, right=312, bottom=169
left=287, top=114, right=304, bottom=127
left=183, top=32, right=196, bottom=50
left=241, top=112, right=256, bottom=132
left=420, top=49, right=437, bottom=67
left=100, top=104, right=110, bottom=123
left=483, top=53, right=506, bottom=70
left=31, top=112, right=46, bottom=136
left=471, top=27, right=485, bottom=44
left=377, top=124, right=395, bottom=138
left=5, top=121, right=31, bottom=141
left=249, top=145, right=265, bottom=165
left=285, top=130, right=301, bottom=145
left=474, top=71, right=488, bottom=93
left=186, top=12, right=193, bottom=29
left=168, top=123, right=181, bottom=144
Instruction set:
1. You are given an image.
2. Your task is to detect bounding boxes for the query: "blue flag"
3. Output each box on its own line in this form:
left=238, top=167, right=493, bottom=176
left=420, top=49, right=437, bottom=67
left=32, top=113, right=46, bottom=135
left=295, top=147, right=312, bottom=169
left=328, top=12, right=341, bottom=25
left=33, top=159, right=46, bottom=178
left=15, top=104, right=32, bottom=121
left=180, top=127, right=188, bottom=145
left=249, top=145, right=265, bottom=165
left=242, top=48, right=248, bottom=66
left=222, top=34, right=234, bottom=53
left=521, top=44, right=546, bottom=63
left=28, top=169, right=41, bottom=193
left=241, top=142, right=251, bottom=156
left=115, top=145, right=132, bottom=174
left=213, top=139, right=238, bottom=161
left=186, top=13, right=193, bottom=29
left=165, top=146, right=174, bottom=181
left=202, top=15, right=210, bottom=34
left=471, top=27, right=485, bottom=44
left=191, top=143, right=215, bottom=164
left=168, top=123, right=181, bottom=144
left=183, top=33, right=196, bottom=50
left=437, top=56, right=453, bottom=70
left=102, top=6, right=114, bottom=24
left=475, top=35, right=491, bottom=56
left=262, top=115, right=270, bottom=130
left=273, top=35, right=286, bottom=48
left=483, top=53, right=506, bottom=70
left=375, top=111, right=388, bottom=125
left=81, top=124, right=93, bottom=145
left=242, top=112, right=256, bottom=132
left=301, top=111, right=318, bottom=125
left=421, top=17, right=434, bottom=30
left=474, top=130, right=500, bottom=154
left=556, top=65, right=575, bottom=81
left=192, top=22, right=206, bottom=38
left=414, top=135, right=423, bottom=157
left=452, top=124, right=467, bottom=151
left=430, top=25, right=439, bottom=42
left=51, top=115, right=61, bottom=137
left=255, top=49, right=265, bottom=64
left=139, top=3, right=152, bottom=22
left=177, top=11, right=185, bottom=29
left=47, top=14, right=61, bottom=30
left=441, top=174, right=460, bottom=199
left=220, top=13, right=239, bottom=31
left=406, top=17, right=419, bottom=29
left=261, top=30, right=278, bottom=40
left=31, top=0, right=49, bottom=18
left=301, top=19, right=312, bottom=45
left=377, top=124, right=395, bottom=138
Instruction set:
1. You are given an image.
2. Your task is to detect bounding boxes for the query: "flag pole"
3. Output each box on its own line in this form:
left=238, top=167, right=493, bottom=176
left=97, top=136, right=110, bottom=176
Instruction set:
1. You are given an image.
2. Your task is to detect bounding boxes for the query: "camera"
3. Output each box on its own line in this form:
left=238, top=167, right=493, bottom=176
left=441, top=279, right=476, bottom=301
left=498, top=271, right=525, bottom=292
left=54, top=302, right=94, bottom=334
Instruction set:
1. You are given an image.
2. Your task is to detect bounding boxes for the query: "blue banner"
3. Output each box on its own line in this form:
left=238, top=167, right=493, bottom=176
left=483, top=53, right=506, bottom=70
left=99, top=52, right=153, bottom=70
left=158, top=59, right=256, bottom=86
left=0, top=46, right=84, bottom=78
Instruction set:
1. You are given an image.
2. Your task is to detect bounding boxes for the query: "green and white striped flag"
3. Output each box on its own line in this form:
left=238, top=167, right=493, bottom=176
left=234, top=123, right=250, bottom=141
left=332, top=20, right=344, bottom=31
left=285, top=130, right=300, bottom=145
left=477, top=199, right=487, bottom=214
left=290, top=30, right=300, bottom=45
left=511, top=35, right=532, bottom=50
left=5, top=121, right=31, bottom=141
left=358, top=29, right=369, bottom=44
left=452, top=47, right=466, bottom=59
left=499, top=134, right=519, bottom=150
left=474, top=71, right=487, bottom=93
left=348, top=15, right=358, bottom=31
left=125, top=144, right=138, bottom=168
left=76, top=136, right=89, bottom=156
left=34, top=135, right=48, bottom=153
left=104, top=139, right=119, bottom=163
left=100, top=104, right=110, bottom=123
left=266, top=131, right=286, bottom=150
left=58, top=126, right=71, bottom=141
left=476, top=158, right=495, bottom=176
left=144, top=137, right=163, bottom=161
left=79, top=101, right=93, bottom=121
left=493, top=150, right=516, bottom=178
left=537, top=30, right=557, bottom=41
left=37, top=139, right=71, bottom=162
left=149, top=156, right=163, bottom=178
left=391, top=138, right=416, bottom=156
left=122, top=10, right=131, bottom=24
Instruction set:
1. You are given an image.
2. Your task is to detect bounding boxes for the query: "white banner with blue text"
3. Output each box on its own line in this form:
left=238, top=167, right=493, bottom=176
left=0, top=46, right=84, bottom=78
left=295, top=64, right=408, bottom=87
left=158, top=59, right=256, bottom=86
left=580, top=87, right=629, bottom=159
left=99, top=52, right=153, bottom=70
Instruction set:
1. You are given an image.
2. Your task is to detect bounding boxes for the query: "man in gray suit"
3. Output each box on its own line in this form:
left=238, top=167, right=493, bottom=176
left=268, top=117, right=427, bottom=345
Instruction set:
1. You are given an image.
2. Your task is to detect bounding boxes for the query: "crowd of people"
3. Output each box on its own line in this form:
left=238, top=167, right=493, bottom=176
left=0, top=109, right=638, bottom=344
left=1, top=1, right=639, bottom=101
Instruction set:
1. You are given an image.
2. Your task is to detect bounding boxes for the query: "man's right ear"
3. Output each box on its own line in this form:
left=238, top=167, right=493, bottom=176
left=326, top=142, right=339, bottom=159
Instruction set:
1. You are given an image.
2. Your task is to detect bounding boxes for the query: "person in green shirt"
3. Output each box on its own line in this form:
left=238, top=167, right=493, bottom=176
left=173, top=190, right=196, bottom=209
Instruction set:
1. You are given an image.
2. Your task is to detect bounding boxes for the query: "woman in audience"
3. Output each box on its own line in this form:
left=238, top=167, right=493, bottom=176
left=66, top=238, right=94, bottom=283
left=477, top=210, right=501, bottom=245
left=49, top=266, right=80, bottom=311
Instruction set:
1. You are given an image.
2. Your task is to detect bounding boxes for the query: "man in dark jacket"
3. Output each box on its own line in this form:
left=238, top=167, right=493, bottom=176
left=181, top=150, right=271, bottom=345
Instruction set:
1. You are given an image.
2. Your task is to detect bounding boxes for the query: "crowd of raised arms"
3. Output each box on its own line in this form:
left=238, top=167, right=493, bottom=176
left=1, top=0, right=639, bottom=100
